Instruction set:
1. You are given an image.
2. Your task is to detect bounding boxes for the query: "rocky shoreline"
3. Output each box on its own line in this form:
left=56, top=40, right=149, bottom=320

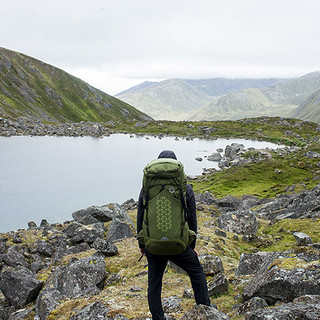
left=0, top=185, right=319, bottom=319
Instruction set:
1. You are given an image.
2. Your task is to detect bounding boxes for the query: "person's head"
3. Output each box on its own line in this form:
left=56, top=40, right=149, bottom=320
left=158, top=150, right=177, bottom=160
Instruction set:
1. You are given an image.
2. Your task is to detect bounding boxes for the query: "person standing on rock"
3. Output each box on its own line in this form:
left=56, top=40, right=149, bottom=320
left=137, top=150, right=210, bottom=320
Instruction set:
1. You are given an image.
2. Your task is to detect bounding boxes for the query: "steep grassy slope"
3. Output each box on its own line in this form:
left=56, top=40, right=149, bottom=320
left=0, top=48, right=151, bottom=123
left=291, top=88, right=320, bottom=123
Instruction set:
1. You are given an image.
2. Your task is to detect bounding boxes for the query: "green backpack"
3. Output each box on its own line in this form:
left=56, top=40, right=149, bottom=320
left=137, top=158, right=196, bottom=255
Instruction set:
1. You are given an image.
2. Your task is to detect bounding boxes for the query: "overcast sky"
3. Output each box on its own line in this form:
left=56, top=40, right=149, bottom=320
left=1, top=0, right=320, bottom=94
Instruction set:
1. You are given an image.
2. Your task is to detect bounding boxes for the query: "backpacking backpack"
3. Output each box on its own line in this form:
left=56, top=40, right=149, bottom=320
left=137, top=158, right=196, bottom=255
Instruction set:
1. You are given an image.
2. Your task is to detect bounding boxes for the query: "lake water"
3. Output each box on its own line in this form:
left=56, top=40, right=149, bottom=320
left=0, top=134, right=281, bottom=232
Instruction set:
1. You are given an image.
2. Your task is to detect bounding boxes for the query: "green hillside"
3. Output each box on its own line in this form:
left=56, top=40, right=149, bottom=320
left=116, top=79, right=212, bottom=120
left=291, top=88, right=320, bottom=123
left=0, top=48, right=152, bottom=123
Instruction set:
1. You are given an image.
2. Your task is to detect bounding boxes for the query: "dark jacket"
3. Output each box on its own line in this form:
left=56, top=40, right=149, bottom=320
left=137, top=183, right=197, bottom=250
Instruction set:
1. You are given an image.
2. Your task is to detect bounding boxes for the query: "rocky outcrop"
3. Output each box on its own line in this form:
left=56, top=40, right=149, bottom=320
left=0, top=268, right=43, bottom=308
left=69, top=301, right=109, bottom=320
left=181, top=304, right=230, bottom=320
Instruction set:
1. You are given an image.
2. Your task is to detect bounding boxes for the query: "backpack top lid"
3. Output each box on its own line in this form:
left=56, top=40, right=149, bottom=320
left=143, top=158, right=186, bottom=192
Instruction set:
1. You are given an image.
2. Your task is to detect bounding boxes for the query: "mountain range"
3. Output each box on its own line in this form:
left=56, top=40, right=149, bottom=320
left=1, top=47, right=320, bottom=124
left=0, top=48, right=151, bottom=123
left=116, top=73, right=320, bottom=123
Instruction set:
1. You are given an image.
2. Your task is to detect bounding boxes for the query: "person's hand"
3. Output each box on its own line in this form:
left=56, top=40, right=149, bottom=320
left=140, top=247, right=146, bottom=255
left=193, top=249, right=199, bottom=257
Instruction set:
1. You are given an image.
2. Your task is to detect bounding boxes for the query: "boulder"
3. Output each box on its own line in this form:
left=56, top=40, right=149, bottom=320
left=0, top=268, right=43, bottom=308
left=70, top=301, right=109, bottom=320
left=207, top=273, right=228, bottom=296
left=72, top=205, right=114, bottom=224
left=237, top=297, right=268, bottom=316
left=36, top=240, right=55, bottom=257
left=91, top=238, right=119, bottom=256
left=195, top=191, right=216, bottom=205
left=293, top=232, right=313, bottom=246
left=216, top=195, right=241, bottom=211
left=7, top=308, right=33, bottom=320
left=207, top=153, right=222, bottom=161
left=46, top=254, right=107, bottom=298
left=199, top=254, right=224, bottom=276
left=0, top=247, right=29, bottom=269
left=243, top=259, right=320, bottom=304
left=36, top=289, right=65, bottom=320
left=217, top=209, right=258, bottom=235
left=0, top=306, right=9, bottom=320
left=236, top=252, right=280, bottom=276
left=69, top=224, right=105, bottom=245
left=245, top=302, right=320, bottom=320
left=162, top=296, right=182, bottom=312
left=181, top=304, right=230, bottom=320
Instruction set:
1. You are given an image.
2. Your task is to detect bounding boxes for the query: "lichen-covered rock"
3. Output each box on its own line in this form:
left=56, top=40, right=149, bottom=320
left=237, top=297, right=268, bottom=316
left=36, top=240, right=55, bottom=257
left=236, top=252, right=282, bottom=276
left=217, top=209, right=257, bottom=235
left=0, top=247, right=29, bottom=269
left=72, top=205, right=114, bottom=224
left=46, top=254, right=106, bottom=298
left=91, top=238, right=118, bottom=256
left=0, top=268, right=43, bottom=308
left=243, top=259, right=320, bottom=304
left=69, top=224, right=105, bottom=245
left=7, top=308, right=33, bottom=320
left=207, top=273, right=228, bottom=296
left=36, top=289, right=66, bottom=320
left=245, top=302, right=320, bottom=320
left=70, top=301, right=109, bottom=320
left=293, top=232, right=313, bottom=246
left=162, top=296, right=182, bottom=312
left=0, top=306, right=9, bottom=320
left=181, top=304, right=230, bottom=320
left=199, top=254, right=224, bottom=276
left=216, top=195, right=241, bottom=211
left=106, top=218, right=135, bottom=242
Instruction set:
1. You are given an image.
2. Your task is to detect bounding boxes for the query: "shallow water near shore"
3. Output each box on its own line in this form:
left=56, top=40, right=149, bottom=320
left=0, top=134, right=281, bottom=232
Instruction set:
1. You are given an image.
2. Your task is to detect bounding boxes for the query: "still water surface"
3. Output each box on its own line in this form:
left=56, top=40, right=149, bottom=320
left=0, top=134, right=281, bottom=232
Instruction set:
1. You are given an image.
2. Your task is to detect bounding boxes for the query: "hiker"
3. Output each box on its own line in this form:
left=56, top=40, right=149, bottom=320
left=137, top=150, right=210, bottom=320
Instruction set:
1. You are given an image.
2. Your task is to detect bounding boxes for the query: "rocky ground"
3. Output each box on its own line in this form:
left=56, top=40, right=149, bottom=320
left=0, top=184, right=319, bottom=319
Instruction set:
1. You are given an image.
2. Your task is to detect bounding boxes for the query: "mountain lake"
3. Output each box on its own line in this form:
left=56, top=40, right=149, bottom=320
left=0, top=134, right=282, bottom=232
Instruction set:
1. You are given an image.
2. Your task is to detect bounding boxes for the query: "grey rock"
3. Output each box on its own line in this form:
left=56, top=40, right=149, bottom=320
left=72, top=205, right=114, bottom=224
left=7, top=308, right=33, bottom=320
left=245, top=302, right=320, bottom=320
left=294, top=294, right=320, bottom=304
left=236, top=252, right=278, bottom=276
left=181, top=304, right=230, bottom=320
left=199, top=254, right=224, bottom=276
left=91, top=238, right=118, bottom=256
left=293, top=232, right=313, bottom=246
left=27, top=221, right=37, bottom=229
left=237, top=297, right=268, bottom=315
left=207, top=273, right=228, bottom=296
left=106, top=216, right=135, bottom=243
left=217, top=209, right=258, bottom=235
left=162, top=296, right=182, bottom=312
left=36, top=240, right=54, bottom=257
left=105, top=273, right=121, bottom=286
left=243, top=259, right=320, bottom=304
left=47, top=255, right=106, bottom=298
left=121, top=198, right=138, bottom=210
left=207, top=153, right=222, bottom=161
left=69, top=224, right=105, bottom=245
left=0, top=268, right=43, bottom=308
left=216, top=195, right=241, bottom=211
left=195, top=191, right=216, bottom=205
left=0, top=247, right=29, bottom=268
left=70, top=301, right=109, bottom=320
left=0, top=306, right=9, bottom=320
left=36, top=289, right=65, bottom=320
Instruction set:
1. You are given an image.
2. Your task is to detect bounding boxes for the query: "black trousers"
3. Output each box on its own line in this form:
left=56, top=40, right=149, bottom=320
left=146, top=246, right=211, bottom=320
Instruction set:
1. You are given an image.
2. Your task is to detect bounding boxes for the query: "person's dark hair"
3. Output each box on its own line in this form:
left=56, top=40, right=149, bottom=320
left=158, top=150, right=177, bottom=160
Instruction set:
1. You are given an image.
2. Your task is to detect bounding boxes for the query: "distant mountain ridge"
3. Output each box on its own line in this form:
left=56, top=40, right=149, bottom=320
left=0, top=47, right=151, bottom=123
left=116, top=77, right=282, bottom=120
left=191, top=72, right=320, bottom=121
